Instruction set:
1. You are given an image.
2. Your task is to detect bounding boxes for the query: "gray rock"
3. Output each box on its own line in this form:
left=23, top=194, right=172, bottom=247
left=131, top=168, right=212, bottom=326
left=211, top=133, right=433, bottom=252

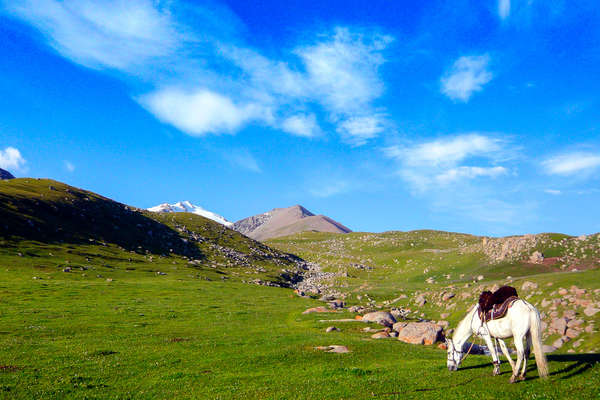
left=325, top=326, right=338, bottom=333
left=362, top=311, right=396, bottom=327
left=397, top=322, right=443, bottom=345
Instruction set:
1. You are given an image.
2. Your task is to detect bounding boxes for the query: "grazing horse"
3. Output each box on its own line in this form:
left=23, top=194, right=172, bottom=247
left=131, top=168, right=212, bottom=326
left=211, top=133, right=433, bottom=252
left=446, top=299, right=548, bottom=383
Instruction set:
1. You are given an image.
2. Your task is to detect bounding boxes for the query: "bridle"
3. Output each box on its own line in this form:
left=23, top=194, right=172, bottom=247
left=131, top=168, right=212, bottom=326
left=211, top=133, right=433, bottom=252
left=447, top=305, right=481, bottom=367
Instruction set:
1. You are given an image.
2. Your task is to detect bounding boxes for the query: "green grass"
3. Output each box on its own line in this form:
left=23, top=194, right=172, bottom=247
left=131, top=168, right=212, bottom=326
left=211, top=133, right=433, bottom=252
left=0, top=267, right=598, bottom=399
left=1, top=179, right=599, bottom=398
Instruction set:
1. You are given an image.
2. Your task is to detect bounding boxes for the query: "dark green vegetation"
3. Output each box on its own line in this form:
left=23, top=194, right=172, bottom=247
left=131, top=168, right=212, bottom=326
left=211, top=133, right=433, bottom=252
left=1, top=179, right=599, bottom=398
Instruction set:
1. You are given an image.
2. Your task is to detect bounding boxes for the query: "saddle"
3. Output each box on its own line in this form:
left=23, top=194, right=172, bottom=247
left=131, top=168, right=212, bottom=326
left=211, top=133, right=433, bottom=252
left=478, top=286, right=519, bottom=322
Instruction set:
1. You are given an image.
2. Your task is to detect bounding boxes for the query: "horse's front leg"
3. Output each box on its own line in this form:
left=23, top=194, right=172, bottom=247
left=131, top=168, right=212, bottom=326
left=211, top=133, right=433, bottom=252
left=481, top=334, right=501, bottom=376
left=498, top=339, right=516, bottom=373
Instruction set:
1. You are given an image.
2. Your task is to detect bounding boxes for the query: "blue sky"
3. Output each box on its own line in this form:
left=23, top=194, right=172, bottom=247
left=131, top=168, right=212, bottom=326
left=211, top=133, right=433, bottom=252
left=1, top=0, right=599, bottom=236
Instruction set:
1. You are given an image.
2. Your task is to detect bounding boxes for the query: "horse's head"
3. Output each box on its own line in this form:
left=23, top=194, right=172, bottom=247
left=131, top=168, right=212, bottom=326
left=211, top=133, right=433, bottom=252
left=446, top=338, right=462, bottom=371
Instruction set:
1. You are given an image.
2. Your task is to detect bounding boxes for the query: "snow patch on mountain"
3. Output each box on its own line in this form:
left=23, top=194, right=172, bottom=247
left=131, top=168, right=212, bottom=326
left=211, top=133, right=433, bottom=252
left=148, top=201, right=233, bottom=227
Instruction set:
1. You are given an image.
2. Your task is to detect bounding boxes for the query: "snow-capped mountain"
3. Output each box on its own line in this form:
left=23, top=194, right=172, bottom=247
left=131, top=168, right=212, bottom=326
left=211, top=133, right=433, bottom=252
left=148, top=201, right=233, bottom=227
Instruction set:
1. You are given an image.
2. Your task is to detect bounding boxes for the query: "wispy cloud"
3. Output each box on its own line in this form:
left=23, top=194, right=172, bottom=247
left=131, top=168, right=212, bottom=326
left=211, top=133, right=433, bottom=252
left=224, top=149, right=262, bottom=173
left=64, top=160, right=75, bottom=172
left=385, top=133, right=511, bottom=191
left=544, top=189, right=561, bottom=195
left=5, top=2, right=392, bottom=145
left=281, top=114, right=321, bottom=138
left=139, top=88, right=273, bottom=136
left=498, top=0, right=511, bottom=20
left=0, top=147, right=26, bottom=171
left=441, top=55, right=493, bottom=102
left=309, top=180, right=351, bottom=198
left=542, top=152, right=600, bottom=176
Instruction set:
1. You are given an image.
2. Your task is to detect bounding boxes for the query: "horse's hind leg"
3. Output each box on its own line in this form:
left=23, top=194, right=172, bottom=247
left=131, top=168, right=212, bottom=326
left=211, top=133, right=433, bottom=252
left=510, top=333, right=526, bottom=383
left=519, top=333, right=532, bottom=380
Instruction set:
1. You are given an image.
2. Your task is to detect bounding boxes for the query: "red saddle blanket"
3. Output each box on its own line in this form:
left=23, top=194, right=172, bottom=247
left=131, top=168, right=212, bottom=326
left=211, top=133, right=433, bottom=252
left=479, top=296, right=519, bottom=321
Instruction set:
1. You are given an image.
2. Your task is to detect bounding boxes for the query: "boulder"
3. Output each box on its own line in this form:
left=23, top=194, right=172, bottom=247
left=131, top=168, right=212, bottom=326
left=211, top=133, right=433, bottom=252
left=551, top=317, right=568, bottom=335
left=397, top=322, right=443, bottom=345
left=392, top=322, right=408, bottom=332
left=529, top=251, right=544, bottom=263
left=328, top=299, right=345, bottom=309
left=565, top=328, right=580, bottom=339
left=362, top=311, right=396, bottom=327
left=558, top=288, right=568, bottom=296
left=552, top=337, right=566, bottom=349
left=415, top=295, right=427, bottom=307
left=584, top=306, right=600, bottom=317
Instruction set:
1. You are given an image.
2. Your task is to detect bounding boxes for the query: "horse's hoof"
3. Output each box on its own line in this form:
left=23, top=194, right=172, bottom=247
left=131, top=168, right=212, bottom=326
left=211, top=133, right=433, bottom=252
left=518, top=375, right=526, bottom=381
left=493, top=366, right=501, bottom=376
left=509, top=375, right=517, bottom=384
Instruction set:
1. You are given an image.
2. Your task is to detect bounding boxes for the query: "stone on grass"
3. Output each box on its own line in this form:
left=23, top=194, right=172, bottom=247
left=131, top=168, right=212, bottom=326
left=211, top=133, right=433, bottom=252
left=542, top=345, right=557, bottom=354
left=303, top=306, right=335, bottom=314
left=442, top=292, right=455, bottom=301
left=371, top=332, right=390, bottom=339
left=392, top=322, right=408, bottom=332
left=362, top=311, right=396, bottom=327
left=397, top=322, right=443, bottom=345
left=584, top=306, right=600, bottom=317
left=325, top=326, right=338, bottom=333
left=522, top=281, right=538, bottom=291
left=315, top=345, right=350, bottom=354
left=551, top=317, right=568, bottom=335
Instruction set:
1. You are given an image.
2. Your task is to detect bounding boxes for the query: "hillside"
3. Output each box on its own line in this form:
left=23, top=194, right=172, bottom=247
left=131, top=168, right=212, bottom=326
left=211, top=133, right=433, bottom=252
left=234, top=205, right=351, bottom=240
left=267, top=230, right=600, bottom=354
left=0, top=178, right=305, bottom=286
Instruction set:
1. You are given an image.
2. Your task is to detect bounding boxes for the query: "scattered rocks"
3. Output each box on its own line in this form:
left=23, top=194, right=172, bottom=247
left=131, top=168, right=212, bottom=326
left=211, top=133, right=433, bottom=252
left=522, top=281, right=538, bottom=291
left=415, top=295, right=427, bottom=307
left=397, top=322, right=443, bottom=345
left=442, top=292, right=455, bottom=301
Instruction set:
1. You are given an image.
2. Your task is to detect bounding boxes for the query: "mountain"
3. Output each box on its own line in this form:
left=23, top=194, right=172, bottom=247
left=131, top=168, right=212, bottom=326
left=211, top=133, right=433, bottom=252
left=0, top=168, right=15, bottom=180
left=234, top=205, right=351, bottom=241
left=0, top=178, right=305, bottom=286
left=148, top=201, right=233, bottom=227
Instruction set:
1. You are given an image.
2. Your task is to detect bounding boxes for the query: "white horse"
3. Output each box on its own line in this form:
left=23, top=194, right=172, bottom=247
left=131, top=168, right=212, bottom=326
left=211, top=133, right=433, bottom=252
left=446, top=299, right=548, bottom=383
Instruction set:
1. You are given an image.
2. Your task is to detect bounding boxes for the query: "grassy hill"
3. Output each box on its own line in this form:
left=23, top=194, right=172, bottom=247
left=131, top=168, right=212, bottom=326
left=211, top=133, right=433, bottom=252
left=267, top=230, right=600, bottom=353
left=0, top=178, right=303, bottom=286
left=1, top=180, right=599, bottom=398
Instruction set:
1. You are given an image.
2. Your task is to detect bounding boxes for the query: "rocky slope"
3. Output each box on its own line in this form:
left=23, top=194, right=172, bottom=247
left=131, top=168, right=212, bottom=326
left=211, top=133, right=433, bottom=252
left=234, top=205, right=351, bottom=241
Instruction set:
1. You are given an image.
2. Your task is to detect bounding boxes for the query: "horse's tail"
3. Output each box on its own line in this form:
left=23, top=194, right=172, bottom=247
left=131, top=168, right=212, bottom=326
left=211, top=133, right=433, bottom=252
left=529, top=304, right=549, bottom=378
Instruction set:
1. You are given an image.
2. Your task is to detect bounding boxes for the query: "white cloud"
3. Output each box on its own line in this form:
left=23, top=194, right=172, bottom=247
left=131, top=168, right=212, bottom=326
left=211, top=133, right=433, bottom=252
left=542, top=152, right=600, bottom=175
left=435, top=166, right=507, bottom=184
left=139, top=88, right=273, bottom=136
left=336, top=115, right=386, bottom=146
left=297, top=28, right=392, bottom=115
left=281, top=114, right=320, bottom=138
left=385, top=133, right=509, bottom=191
left=5, top=1, right=392, bottom=144
left=441, top=55, right=493, bottom=102
left=64, top=160, right=75, bottom=172
left=498, top=0, right=511, bottom=19
left=224, top=149, right=261, bottom=173
left=386, top=133, right=502, bottom=167
left=0, top=147, right=26, bottom=171
left=5, top=0, right=181, bottom=70
left=544, top=189, right=562, bottom=195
